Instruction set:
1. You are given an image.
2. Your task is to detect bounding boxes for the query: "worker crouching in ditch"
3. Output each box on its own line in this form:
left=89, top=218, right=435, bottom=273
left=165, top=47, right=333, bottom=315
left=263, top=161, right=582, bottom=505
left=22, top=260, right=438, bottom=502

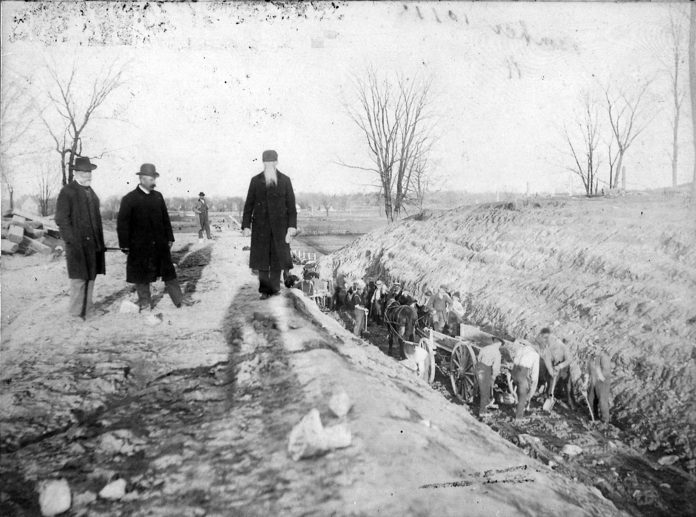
left=510, top=339, right=540, bottom=419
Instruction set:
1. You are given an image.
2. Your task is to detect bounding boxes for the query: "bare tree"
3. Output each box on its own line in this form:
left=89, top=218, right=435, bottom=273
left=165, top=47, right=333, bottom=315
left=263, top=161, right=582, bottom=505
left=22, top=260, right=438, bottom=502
left=320, top=194, right=335, bottom=217
left=34, top=164, right=60, bottom=216
left=661, top=7, right=689, bottom=188
left=603, top=80, right=655, bottom=190
left=342, top=69, right=434, bottom=222
left=563, top=94, right=602, bottom=196
left=1, top=71, right=40, bottom=210
left=41, top=60, right=126, bottom=186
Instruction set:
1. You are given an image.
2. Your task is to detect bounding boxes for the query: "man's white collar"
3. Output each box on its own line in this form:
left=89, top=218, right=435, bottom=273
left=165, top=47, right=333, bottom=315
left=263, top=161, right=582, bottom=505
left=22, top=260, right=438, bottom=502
left=138, top=185, right=152, bottom=195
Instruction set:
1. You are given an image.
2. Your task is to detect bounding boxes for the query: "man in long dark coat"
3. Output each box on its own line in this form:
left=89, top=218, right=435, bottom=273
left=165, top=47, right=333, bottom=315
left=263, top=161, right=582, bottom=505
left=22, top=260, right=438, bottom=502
left=117, top=163, right=188, bottom=311
left=242, top=150, right=297, bottom=298
left=55, top=156, right=106, bottom=319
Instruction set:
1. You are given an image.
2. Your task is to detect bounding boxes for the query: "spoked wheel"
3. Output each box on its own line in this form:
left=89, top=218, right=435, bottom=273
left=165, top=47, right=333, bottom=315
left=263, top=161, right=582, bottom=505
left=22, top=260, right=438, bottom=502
left=417, top=337, right=436, bottom=385
left=450, top=342, right=477, bottom=403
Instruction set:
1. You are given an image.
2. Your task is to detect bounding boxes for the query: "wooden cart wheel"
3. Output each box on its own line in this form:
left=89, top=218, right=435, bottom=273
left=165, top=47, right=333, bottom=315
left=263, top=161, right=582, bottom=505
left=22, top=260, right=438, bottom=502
left=418, top=337, right=436, bottom=385
left=450, top=342, right=477, bottom=403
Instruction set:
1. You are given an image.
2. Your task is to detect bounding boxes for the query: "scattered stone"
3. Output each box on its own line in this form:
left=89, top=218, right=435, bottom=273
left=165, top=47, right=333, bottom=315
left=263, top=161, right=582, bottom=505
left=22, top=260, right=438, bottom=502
left=67, top=442, right=86, bottom=455
left=323, top=423, right=352, bottom=450
left=288, top=409, right=327, bottom=461
left=119, top=300, right=140, bottom=314
left=329, top=389, right=352, bottom=418
left=145, top=313, right=163, bottom=326
left=657, top=455, right=679, bottom=466
left=152, top=454, right=184, bottom=470
left=72, top=491, right=96, bottom=509
left=38, top=478, right=71, bottom=516
left=686, top=459, right=696, bottom=470
left=98, top=430, right=136, bottom=455
left=659, top=483, right=671, bottom=490
left=99, top=479, right=127, bottom=500
left=561, top=444, right=583, bottom=457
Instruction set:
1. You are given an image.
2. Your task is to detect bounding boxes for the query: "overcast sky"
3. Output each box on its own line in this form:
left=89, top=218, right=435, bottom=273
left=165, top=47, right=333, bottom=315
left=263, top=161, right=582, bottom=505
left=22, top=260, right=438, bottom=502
left=1, top=1, right=692, bottom=201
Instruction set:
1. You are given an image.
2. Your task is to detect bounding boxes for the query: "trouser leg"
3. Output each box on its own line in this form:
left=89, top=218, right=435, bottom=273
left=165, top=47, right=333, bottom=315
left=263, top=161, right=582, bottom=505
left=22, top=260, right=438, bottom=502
left=258, top=269, right=272, bottom=295
left=513, top=366, right=530, bottom=419
left=135, top=283, right=152, bottom=311
left=83, top=280, right=95, bottom=318
left=269, top=268, right=281, bottom=294
left=165, top=279, right=184, bottom=307
left=69, top=278, right=87, bottom=318
left=353, top=307, right=365, bottom=336
left=476, top=363, right=492, bottom=414
left=205, top=220, right=211, bottom=239
left=596, top=380, right=611, bottom=423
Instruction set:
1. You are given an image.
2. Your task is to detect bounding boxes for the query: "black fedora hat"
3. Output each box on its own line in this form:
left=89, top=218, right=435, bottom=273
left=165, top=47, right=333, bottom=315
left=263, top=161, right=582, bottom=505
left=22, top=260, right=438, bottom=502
left=199, top=192, right=205, bottom=197
left=73, top=157, right=97, bottom=172
left=136, top=163, right=160, bottom=178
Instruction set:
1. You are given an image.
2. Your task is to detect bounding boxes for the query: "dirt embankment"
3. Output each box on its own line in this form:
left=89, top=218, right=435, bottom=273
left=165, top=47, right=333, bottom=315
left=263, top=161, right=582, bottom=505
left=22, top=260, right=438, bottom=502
left=1, top=232, right=624, bottom=516
left=321, top=191, right=696, bottom=461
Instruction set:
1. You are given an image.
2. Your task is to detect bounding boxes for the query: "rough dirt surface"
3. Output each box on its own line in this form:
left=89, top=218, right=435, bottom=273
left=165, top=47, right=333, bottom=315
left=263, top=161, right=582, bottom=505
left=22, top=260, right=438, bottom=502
left=1, top=231, right=625, bottom=516
left=321, top=191, right=696, bottom=466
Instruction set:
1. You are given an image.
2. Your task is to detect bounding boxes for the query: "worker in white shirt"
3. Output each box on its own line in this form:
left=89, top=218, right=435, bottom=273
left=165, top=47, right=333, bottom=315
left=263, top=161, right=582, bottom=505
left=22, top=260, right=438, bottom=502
left=476, top=337, right=502, bottom=415
left=511, top=339, right=540, bottom=419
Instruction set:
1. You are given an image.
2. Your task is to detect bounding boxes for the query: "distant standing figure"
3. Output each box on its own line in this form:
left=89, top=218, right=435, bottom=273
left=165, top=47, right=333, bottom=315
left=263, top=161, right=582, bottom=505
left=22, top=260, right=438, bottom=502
left=427, top=284, right=452, bottom=332
left=511, top=339, right=540, bottom=419
left=55, top=157, right=105, bottom=320
left=194, top=192, right=212, bottom=242
left=242, top=150, right=298, bottom=299
left=117, top=163, right=191, bottom=311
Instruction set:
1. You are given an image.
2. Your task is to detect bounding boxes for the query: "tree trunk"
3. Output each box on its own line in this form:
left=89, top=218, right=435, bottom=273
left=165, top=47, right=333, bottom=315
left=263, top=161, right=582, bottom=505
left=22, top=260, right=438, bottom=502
left=614, top=153, right=624, bottom=189
left=690, top=2, right=696, bottom=203
left=672, top=114, right=679, bottom=188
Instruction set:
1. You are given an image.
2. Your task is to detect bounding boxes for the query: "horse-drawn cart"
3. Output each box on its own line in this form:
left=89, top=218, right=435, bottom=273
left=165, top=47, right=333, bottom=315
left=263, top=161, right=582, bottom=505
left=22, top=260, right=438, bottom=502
left=401, top=324, right=510, bottom=404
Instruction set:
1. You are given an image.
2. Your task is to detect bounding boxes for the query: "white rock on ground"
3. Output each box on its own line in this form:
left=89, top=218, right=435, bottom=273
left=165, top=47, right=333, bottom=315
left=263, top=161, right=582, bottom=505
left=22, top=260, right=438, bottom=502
left=562, top=444, right=583, bottom=457
left=98, top=478, right=127, bottom=500
left=323, top=423, right=352, bottom=450
left=288, top=409, right=328, bottom=461
left=118, top=300, right=140, bottom=314
left=328, top=389, right=352, bottom=418
left=657, top=455, right=679, bottom=466
left=38, top=478, right=71, bottom=516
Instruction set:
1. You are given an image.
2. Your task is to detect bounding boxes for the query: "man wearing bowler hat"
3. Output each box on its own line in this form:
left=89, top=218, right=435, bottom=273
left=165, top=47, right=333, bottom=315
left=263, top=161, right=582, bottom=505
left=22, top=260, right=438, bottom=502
left=194, top=191, right=212, bottom=243
left=117, top=163, right=191, bottom=311
left=242, top=150, right=297, bottom=299
left=55, top=156, right=106, bottom=320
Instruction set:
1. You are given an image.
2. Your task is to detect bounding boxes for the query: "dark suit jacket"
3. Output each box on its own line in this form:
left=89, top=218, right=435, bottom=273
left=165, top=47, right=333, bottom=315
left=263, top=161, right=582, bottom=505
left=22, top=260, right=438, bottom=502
left=55, top=181, right=105, bottom=280
left=117, top=187, right=176, bottom=283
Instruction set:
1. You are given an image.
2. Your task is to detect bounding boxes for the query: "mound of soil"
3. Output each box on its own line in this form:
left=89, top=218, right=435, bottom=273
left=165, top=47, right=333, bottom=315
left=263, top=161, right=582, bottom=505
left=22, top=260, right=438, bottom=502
left=321, top=192, right=696, bottom=464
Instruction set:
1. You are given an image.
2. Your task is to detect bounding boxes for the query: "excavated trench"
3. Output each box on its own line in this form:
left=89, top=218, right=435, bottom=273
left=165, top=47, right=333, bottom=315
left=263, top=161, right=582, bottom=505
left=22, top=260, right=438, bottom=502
left=334, top=310, right=695, bottom=517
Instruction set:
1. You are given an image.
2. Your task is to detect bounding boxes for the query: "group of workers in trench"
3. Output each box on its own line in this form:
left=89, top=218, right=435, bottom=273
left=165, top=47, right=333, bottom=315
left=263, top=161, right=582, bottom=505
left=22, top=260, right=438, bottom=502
left=295, top=265, right=612, bottom=425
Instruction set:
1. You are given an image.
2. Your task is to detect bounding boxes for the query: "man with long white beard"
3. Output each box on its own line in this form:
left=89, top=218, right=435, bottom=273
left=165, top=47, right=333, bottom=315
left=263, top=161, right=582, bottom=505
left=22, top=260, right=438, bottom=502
left=242, top=150, right=298, bottom=299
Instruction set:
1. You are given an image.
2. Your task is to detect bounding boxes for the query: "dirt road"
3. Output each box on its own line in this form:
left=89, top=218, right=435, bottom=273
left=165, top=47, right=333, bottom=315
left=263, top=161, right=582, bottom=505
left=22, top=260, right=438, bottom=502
left=1, top=232, right=624, bottom=516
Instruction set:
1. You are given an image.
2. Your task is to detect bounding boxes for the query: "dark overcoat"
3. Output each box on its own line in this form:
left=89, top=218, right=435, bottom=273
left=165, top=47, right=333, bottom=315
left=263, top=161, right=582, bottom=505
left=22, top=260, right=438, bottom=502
left=117, top=187, right=177, bottom=284
left=54, top=181, right=106, bottom=280
left=242, top=171, right=297, bottom=271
